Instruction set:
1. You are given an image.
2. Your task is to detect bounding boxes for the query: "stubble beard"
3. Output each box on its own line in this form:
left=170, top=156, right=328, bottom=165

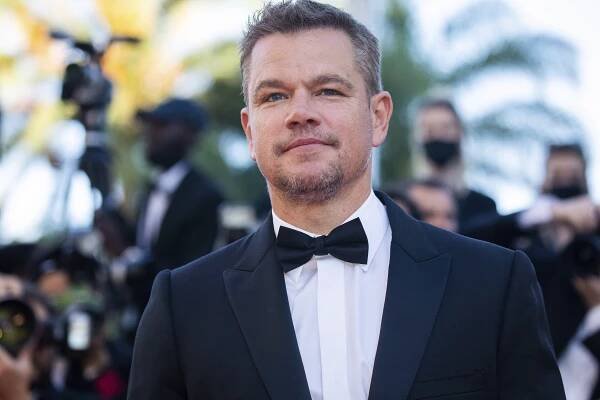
left=270, top=146, right=371, bottom=205
left=273, top=159, right=344, bottom=204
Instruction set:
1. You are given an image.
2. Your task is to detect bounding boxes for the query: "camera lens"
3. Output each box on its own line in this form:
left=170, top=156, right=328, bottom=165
left=0, top=299, right=37, bottom=357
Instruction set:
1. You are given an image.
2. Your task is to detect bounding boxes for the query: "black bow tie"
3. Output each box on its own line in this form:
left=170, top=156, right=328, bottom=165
left=275, top=218, right=369, bottom=273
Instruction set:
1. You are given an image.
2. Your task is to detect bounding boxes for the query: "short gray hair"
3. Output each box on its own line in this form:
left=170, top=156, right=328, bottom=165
left=240, top=0, right=382, bottom=105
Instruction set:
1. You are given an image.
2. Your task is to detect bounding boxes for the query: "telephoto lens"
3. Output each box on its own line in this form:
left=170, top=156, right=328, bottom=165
left=0, top=299, right=37, bottom=357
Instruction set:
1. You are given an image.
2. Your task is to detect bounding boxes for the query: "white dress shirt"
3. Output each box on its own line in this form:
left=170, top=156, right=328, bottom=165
left=559, top=305, right=600, bottom=400
left=138, top=161, right=189, bottom=248
left=272, top=191, right=392, bottom=400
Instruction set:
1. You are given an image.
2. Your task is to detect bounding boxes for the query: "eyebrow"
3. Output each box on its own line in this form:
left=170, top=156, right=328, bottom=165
left=310, top=74, right=354, bottom=91
left=252, top=79, right=289, bottom=103
left=252, top=74, right=355, bottom=103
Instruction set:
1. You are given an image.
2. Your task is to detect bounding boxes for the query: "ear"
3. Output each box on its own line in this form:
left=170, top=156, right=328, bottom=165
left=370, top=91, right=393, bottom=148
left=240, top=107, right=256, bottom=161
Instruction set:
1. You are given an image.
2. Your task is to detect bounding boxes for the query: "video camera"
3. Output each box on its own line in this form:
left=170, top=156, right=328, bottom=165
left=50, top=31, right=139, bottom=201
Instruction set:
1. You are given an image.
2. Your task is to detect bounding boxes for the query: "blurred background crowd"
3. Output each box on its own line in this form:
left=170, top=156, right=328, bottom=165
left=0, top=0, right=598, bottom=399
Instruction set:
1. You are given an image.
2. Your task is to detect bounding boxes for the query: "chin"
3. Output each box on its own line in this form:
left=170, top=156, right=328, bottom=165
left=271, top=164, right=344, bottom=204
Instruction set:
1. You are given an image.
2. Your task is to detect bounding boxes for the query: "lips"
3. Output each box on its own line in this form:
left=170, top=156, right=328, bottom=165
left=283, top=138, right=328, bottom=152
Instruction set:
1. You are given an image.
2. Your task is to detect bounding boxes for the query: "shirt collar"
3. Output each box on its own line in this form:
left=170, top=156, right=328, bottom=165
left=153, top=161, right=189, bottom=194
left=272, top=190, right=389, bottom=280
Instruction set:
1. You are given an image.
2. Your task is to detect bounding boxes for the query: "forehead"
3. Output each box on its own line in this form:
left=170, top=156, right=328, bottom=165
left=247, top=28, right=361, bottom=89
left=418, top=107, right=459, bottom=127
left=410, top=185, right=455, bottom=208
left=547, top=152, right=585, bottom=171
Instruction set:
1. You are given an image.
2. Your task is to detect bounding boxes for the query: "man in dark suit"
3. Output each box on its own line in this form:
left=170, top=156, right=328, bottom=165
left=96, top=98, right=223, bottom=313
left=128, top=1, right=564, bottom=399
left=411, top=97, right=498, bottom=233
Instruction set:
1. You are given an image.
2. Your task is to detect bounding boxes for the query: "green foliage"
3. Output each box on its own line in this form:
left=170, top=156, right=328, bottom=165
left=201, top=76, right=245, bottom=131
left=443, top=0, right=514, bottom=40
left=190, top=129, right=267, bottom=205
left=442, top=34, right=578, bottom=86
left=108, top=124, right=147, bottom=217
left=437, top=0, right=582, bottom=188
left=189, top=41, right=266, bottom=204
left=470, top=101, right=583, bottom=142
left=380, top=0, right=432, bottom=185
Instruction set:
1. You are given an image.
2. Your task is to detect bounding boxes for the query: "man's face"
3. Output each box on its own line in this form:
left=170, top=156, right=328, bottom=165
left=408, top=185, right=458, bottom=232
left=241, top=28, right=391, bottom=203
left=142, top=120, right=193, bottom=169
left=416, top=106, right=462, bottom=143
left=543, top=152, right=587, bottom=194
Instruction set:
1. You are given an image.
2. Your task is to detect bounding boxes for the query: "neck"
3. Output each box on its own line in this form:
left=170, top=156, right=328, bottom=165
left=270, top=173, right=372, bottom=236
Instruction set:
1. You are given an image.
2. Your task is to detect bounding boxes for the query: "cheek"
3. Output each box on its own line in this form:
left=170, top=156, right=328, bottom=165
left=249, top=127, right=278, bottom=170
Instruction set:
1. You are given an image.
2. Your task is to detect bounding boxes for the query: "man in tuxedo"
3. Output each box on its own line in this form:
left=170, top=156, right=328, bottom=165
left=128, top=1, right=564, bottom=399
left=96, top=98, right=223, bottom=314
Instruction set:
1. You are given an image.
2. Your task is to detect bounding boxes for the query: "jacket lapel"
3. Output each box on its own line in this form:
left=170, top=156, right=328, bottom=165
left=223, top=215, right=311, bottom=400
left=369, top=192, right=452, bottom=400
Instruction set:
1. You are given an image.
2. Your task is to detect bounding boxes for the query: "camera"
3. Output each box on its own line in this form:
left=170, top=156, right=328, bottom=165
left=51, top=32, right=139, bottom=202
left=61, top=56, right=112, bottom=112
left=0, top=298, right=37, bottom=357
left=562, top=234, right=600, bottom=276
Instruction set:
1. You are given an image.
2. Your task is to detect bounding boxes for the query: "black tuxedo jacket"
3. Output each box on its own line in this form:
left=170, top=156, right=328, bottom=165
left=131, top=167, right=223, bottom=310
left=137, top=167, right=223, bottom=269
left=460, top=211, right=588, bottom=358
left=128, top=192, right=564, bottom=400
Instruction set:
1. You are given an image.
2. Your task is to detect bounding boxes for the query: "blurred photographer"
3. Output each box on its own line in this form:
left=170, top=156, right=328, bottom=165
left=456, top=144, right=600, bottom=387
left=473, top=143, right=599, bottom=400
left=0, top=273, right=59, bottom=400
left=51, top=303, right=127, bottom=400
left=412, top=97, right=499, bottom=231
left=537, top=145, right=600, bottom=400
left=0, top=274, right=34, bottom=400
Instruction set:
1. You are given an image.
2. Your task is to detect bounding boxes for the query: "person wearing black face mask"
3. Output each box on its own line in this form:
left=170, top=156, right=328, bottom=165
left=413, top=98, right=498, bottom=233
left=551, top=185, right=587, bottom=200
left=422, top=139, right=461, bottom=169
left=94, top=98, right=223, bottom=324
left=460, top=143, right=600, bottom=399
left=541, top=145, right=589, bottom=201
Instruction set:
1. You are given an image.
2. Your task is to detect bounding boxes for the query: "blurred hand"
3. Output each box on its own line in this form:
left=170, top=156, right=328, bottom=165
left=0, top=274, right=24, bottom=299
left=573, top=275, right=600, bottom=309
left=551, top=196, right=599, bottom=234
left=0, top=346, right=33, bottom=400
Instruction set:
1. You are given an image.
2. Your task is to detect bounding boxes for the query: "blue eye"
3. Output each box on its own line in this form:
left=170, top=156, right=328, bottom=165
left=317, top=88, right=342, bottom=96
left=265, top=93, right=287, bottom=102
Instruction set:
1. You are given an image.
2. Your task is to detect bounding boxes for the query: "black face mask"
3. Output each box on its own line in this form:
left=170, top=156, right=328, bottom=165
left=549, top=185, right=586, bottom=200
left=423, top=140, right=460, bottom=168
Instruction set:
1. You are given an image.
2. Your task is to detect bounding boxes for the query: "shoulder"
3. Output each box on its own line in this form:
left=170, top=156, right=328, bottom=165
left=423, top=222, right=510, bottom=256
left=420, top=222, right=523, bottom=280
left=170, top=232, right=253, bottom=284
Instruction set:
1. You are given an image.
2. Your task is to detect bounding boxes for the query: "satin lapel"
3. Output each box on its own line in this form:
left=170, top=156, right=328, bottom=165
left=369, top=192, right=452, bottom=400
left=223, top=217, right=311, bottom=400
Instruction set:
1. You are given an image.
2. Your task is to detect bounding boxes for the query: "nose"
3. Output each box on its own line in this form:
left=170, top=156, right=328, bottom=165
left=284, top=91, right=320, bottom=130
